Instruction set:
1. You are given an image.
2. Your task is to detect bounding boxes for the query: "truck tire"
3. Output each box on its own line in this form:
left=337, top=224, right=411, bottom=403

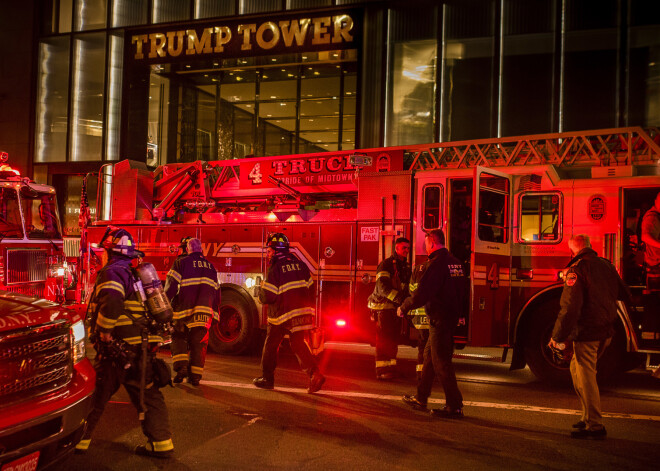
left=524, top=301, right=629, bottom=383
left=209, top=290, right=255, bottom=355
left=524, top=301, right=571, bottom=383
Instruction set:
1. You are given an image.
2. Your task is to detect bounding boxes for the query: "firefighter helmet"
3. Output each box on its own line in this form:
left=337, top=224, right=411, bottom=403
left=180, top=236, right=192, bottom=249
left=266, top=232, right=289, bottom=251
left=100, top=227, right=143, bottom=258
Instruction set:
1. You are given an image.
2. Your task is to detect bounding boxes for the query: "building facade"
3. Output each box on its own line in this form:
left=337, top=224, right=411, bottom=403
left=1, top=0, right=659, bottom=235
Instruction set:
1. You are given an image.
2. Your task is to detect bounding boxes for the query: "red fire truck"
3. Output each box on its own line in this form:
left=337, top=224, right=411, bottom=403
left=78, top=127, right=660, bottom=382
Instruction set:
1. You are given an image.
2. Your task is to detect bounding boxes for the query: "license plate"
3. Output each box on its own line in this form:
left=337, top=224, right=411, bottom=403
left=1, top=451, right=40, bottom=471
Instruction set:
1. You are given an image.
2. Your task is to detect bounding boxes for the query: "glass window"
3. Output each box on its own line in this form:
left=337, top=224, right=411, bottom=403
left=74, top=0, right=107, bottom=31
left=106, top=33, right=123, bottom=161
left=152, top=0, right=191, bottom=24
left=20, top=187, right=62, bottom=240
left=35, top=37, right=70, bottom=163
left=287, top=0, right=332, bottom=9
left=60, top=0, right=72, bottom=33
left=195, top=0, right=235, bottom=18
left=478, top=173, right=509, bottom=243
left=443, top=0, right=495, bottom=141
left=628, top=19, right=660, bottom=126
left=240, top=0, right=281, bottom=14
left=422, top=185, right=442, bottom=230
left=0, top=188, right=24, bottom=239
left=70, top=33, right=106, bottom=162
left=501, top=0, right=555, bottom=135
left=519, top=193, right=561, bottom=243
left=112, top=0, right=148, bottom=27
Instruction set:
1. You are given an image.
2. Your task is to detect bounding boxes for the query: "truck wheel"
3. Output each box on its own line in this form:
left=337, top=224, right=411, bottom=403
left=209, top=291, right=255, bottom=355
left=524, top=301, right=572, bottom=383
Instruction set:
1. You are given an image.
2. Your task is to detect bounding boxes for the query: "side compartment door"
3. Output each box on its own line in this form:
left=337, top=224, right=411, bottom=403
left=471, top=167, right=513, bottom=347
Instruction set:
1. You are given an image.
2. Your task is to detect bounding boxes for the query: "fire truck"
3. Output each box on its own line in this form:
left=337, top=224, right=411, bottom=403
left=78, top=127, right=660, bottom=382
left=0, top=151, right=72, bottom=302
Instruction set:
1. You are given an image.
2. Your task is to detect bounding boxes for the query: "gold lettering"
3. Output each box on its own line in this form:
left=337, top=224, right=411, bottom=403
left=167, top=31, right=185, bottom=57
left=214, top=26, right=231, bottom=52
left=312, top=17, right=331, bottom=45
left=187, top=28, right=214, bottom=55
left=332, top=15, right=354, bottom=44
left=256, top=22, right=280, bottom=50
left=132, top=35, right=148, bottom=59
left=279, top=19, right=310, bottom=47
left=238, top=24, right=257, bottom=51
left=149, top=33, right=167, bottom=59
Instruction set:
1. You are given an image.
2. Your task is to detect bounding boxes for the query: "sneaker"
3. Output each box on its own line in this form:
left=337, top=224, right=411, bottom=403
left=572, top=421, right=586, bottom=429
left=570, top=427, right=607, bottom=440
left=253, top=377, right=274, bottom=390
left=430, top=406, right=464, bottom=419
left=134, top=443, right=173, bottom=459
left=308, top=371, right=326, bottom=393
left=172, top=371, right=186, bottom=384
left=402, top=394, right=427, bottom=411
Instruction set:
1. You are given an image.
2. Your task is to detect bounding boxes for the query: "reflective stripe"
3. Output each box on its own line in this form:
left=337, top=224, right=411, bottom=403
left=375, top=360, right=390, bottom=367
left=268, top=306, right=315, bottom=325
left=172, top=354, right=188, bottom=362
left=386, top=289, right=399, bottom=301
left=376, top=271, right=390, bottom=280
left=389, top=359, right=397, bottom=366
left=367, top=302, right=391, bottom=310
left=123, top=335, right=163, bottom=345
left=263, top=282, right=278, bottom=294
left=96, top=313, right=116, bottom=330
left=289, top=323, right=314, bottom=333
left=167, top=270, right=182, bottom=283
left=190, top=366, right=203, bottom=375
left=96, top=280, right=125, bottom=296
left=152, top=438, right=174, bottom=452
left=76, top=439, right=91, bottom=450
left=416, top=364, right=424, bottom=372
left=180, top=277, right=218, bottom=289
left=279, top=278, right=313, bottom=294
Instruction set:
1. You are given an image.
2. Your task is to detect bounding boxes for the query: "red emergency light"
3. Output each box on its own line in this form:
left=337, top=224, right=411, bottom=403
left=0, top=163, right=20, bottom=177
left=335, top=319, right=347, bottom=327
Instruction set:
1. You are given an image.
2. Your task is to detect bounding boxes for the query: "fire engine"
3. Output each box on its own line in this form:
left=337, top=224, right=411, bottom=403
left=78, top=127, right=660, bottom=382
left=0, top=151, right=72, bottom=302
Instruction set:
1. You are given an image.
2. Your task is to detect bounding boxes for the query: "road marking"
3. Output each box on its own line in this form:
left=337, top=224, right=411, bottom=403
left=201, top=380, right=660, bottom=422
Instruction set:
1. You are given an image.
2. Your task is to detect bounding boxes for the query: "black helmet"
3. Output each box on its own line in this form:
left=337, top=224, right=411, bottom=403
left=180, top=236, right=192, bottom=253
left=100, top=227, right=143, bottom=258
left=266, top=232, right=289, bottom=251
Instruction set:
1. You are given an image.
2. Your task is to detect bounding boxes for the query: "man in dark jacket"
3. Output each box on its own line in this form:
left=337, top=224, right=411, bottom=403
left=407, top=262, right=430, bottom=380
left=367, top=237, right=411, bottom=380
left=165, top=237, right=219, bottom=386
left=253, top=233, right=325, bottom=393
left=76, top=228, right=174, bottom=458
left=549, top=234, right=628, bottom=439
left=399, top=229, right=466, bottom=418
left=641, top=192, right=660, bottom=290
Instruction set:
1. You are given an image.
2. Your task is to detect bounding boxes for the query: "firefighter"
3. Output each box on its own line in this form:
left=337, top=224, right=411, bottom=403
left=76, top=228, right=174, bottom=458
left=253, top=232, right=325, bottom=393
left=406, top=262, right=430, bottom=380
left=641, top=191, right=660, bottom=290
left=367, top=237, right=411, bottom=380
left=548, top=234, right=629, bottom=439
left=165, top=237, right=220, bottom=386
left=400, top=229, right=466, bottom=418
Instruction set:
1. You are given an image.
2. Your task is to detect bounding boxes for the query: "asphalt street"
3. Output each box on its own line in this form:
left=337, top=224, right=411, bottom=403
left=55, top=343, right=660, bottom=471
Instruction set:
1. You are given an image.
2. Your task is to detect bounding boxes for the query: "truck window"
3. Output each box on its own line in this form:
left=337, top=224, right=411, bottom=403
left=478, top=174, right=509, bottom=243
left=422, top=185, right=442, bottom=230
left=20, top=187, right=62, bottom=240
left=519, top=193, right=561, bottom=243
left=0, top=187, right=24, bottom=239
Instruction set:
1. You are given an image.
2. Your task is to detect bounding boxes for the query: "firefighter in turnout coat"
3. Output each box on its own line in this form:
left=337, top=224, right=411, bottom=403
left=76, top=228, right=174, bottom=458
left=407, top=262, right=430, bottom=380
left=253, top=232, right=325, bottom=393
left=165, top=237, right=219, bottom=386
left=368, top=237, right=411, bottom=380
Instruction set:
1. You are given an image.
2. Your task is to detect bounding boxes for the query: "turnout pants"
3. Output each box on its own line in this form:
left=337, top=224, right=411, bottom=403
left=80, top=354, right=173, bottom=452
left=375, top=309, right=399, bottom=376
left=260, top=321, right=317, bottom=382
left=416, top=329, right=430, bottom=379
left=417, top=321, right=463, bottom=410
left=171, top=320, right=209, bottom=381
left=570, top=337, right=611, bottom=430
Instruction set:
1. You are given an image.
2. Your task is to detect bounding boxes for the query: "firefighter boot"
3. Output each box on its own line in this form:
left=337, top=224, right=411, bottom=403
left=172, top=370, right=187, bottom=384
left=135, top=442, right=174, bottom=459
left=308, top=370, right=326, bottom=394
left=253, top=377, right=274, bottom=390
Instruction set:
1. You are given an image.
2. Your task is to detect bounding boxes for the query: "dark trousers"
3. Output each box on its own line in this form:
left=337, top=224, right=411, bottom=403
left=83, top=355, right=172, bottom=448
left=417, top=322, right=463, bottom=410
left=416, top=329, right=430, bottom=378
left=171, top=323, right=209, bottom=380
left=375, top=309, right=399, bottom=374
left=261, top=322, right=317, bottom=382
